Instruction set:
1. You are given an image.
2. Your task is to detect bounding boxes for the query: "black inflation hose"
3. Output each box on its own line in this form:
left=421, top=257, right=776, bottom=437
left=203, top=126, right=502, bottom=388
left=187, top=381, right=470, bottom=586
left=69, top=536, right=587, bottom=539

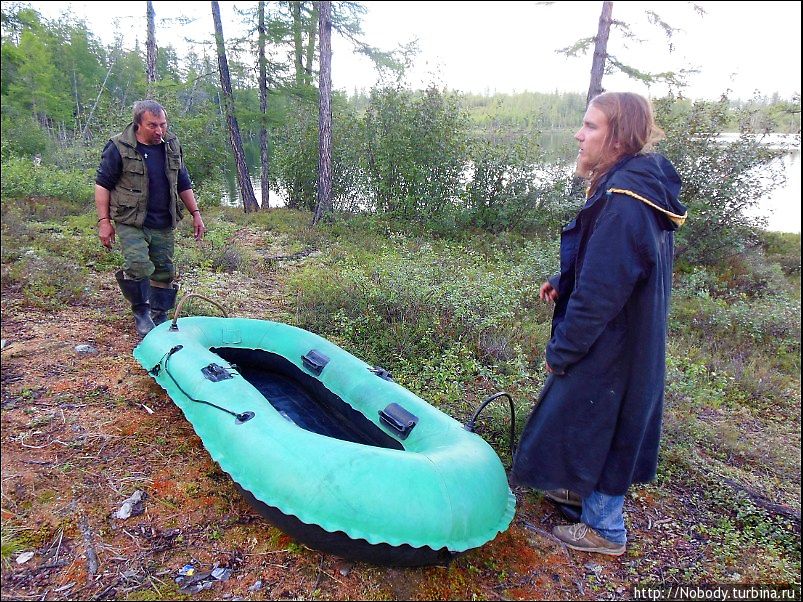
left=464, top=391, right=517, bottom=463
left=150, top=345, right=254, bottom=424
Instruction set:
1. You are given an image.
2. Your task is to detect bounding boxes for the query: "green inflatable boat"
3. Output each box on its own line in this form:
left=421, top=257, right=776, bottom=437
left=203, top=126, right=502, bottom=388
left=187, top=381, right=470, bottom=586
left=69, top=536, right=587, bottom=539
left=134, top=316, right=515, bottom=565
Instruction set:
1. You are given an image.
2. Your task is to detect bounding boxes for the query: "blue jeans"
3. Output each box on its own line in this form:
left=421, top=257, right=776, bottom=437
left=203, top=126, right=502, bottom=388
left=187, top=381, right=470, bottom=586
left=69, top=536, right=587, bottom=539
left=581, top=490, right=627, bottom=545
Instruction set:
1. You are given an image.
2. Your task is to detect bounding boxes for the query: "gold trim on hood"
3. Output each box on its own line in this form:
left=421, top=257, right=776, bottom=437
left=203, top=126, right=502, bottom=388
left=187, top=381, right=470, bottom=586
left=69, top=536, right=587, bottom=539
left=607, top=187, right=687, bottom=227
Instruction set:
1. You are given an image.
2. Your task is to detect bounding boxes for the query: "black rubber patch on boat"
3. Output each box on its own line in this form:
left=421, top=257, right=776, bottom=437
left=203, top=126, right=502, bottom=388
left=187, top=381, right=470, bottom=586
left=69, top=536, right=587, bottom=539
left=301, top=349, right=329, bottom=375
left=202, top=362, right=233, bottom=382
left=379, top=403, right=418, bottom=439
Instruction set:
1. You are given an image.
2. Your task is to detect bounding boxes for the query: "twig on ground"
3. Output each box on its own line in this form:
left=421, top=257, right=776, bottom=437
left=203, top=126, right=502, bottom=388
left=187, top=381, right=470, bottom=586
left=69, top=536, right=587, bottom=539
left=79, top=515, right=100, bottom=581
left=310, top=554, right=325, bottom=595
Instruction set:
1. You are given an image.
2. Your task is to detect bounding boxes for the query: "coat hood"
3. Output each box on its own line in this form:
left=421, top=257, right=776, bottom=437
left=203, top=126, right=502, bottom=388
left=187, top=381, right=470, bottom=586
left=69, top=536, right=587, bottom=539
left=602, top=153, right=686, bottom=231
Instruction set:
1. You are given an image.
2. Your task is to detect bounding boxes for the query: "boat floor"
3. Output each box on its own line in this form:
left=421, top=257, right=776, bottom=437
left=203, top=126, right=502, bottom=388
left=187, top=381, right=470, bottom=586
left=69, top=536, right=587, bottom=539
left=213, top=347, right=403, bottom=450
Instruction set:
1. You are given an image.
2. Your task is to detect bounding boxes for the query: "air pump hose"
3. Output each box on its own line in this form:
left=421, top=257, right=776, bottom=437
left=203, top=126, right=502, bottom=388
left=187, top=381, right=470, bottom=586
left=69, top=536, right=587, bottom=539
left=464, top=392, right=517, bottom=463
left=169, top=293, right=229, bottom=331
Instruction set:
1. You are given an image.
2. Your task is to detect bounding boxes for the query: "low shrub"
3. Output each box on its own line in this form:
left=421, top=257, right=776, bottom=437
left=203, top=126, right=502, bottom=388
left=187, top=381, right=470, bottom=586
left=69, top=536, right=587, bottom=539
left=288, top=231, right=558, bottom=416
left=760, top=231, right=801, bottom=277
left=1, top=155, right=94, bottom=207
left=3, top=252, right=88, bottom=309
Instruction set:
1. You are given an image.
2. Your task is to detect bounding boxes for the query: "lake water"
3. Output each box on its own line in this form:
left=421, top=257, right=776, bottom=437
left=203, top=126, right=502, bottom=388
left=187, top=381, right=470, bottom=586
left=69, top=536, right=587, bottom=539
left=751, top=149, right=800, bottom=233
left=222, top=134, right=801, bottom=233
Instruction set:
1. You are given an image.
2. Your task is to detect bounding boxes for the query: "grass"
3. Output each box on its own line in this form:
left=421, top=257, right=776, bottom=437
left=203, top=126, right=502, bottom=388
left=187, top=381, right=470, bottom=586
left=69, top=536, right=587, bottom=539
left=1, top=195, right=800, bottom=590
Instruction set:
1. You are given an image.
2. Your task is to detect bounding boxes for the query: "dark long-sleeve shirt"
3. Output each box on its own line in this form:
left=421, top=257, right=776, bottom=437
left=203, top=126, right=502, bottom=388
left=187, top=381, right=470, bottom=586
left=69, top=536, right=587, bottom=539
left=95, top=140, right=193, bottom=229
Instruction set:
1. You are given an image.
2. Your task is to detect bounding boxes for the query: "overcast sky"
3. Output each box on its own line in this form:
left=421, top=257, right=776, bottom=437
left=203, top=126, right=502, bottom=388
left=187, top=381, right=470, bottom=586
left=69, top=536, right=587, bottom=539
left=23, top=1, right=802, bottom=101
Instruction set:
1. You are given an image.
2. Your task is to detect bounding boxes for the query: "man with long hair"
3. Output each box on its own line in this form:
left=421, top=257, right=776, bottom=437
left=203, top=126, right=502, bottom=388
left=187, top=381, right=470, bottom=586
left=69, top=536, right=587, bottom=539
left=511, top=92, right=687, bottom=555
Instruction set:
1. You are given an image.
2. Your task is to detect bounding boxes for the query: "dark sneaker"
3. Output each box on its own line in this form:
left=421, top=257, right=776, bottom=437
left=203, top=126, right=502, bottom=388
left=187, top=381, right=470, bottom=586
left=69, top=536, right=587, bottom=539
left=543, top=488, right=582, bottom=507
left=552, top=523, right=626, bottom=556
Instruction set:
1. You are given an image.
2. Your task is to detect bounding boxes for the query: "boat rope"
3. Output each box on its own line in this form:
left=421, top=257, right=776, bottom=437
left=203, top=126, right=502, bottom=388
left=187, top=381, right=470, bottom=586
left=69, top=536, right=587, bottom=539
left=169, top=293, right=229, bottom=331
left=150, top=345, right=254, bottom=424
left=464, top=392, right=517, bottom=462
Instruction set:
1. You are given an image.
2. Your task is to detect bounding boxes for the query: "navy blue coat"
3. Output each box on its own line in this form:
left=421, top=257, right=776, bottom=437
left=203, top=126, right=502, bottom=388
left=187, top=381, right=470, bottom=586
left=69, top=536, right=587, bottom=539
left=511, top=154, right=686, bottom=497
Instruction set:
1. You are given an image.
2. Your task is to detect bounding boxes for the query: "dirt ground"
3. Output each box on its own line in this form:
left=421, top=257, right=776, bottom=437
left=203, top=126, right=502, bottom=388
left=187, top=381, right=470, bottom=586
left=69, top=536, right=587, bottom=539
left=1, top=268, right=715, bottom=601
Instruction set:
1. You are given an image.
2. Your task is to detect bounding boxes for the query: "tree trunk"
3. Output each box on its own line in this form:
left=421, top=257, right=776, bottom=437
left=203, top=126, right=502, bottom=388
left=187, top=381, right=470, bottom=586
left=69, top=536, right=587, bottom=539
left=587, top=1, right=613, bottom=105
left=258, top=1, right=270, bottom=210
left=72, top=69, right=81, bottom=123
left=82, top=58, right=116, bottom=141
left=292, top=2, right=304, bottom=85
left=313, top=1, right=332, bottom=225
left=211, top=0, right=259, bottom=213
left=146, top=0, right=157, bottom=96
left=304, top=2, right=320, bottom=86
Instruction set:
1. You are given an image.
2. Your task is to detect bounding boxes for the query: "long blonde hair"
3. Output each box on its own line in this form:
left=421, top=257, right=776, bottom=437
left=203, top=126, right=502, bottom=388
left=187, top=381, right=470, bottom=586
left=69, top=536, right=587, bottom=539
left=587, top=92, right=665, bottom=194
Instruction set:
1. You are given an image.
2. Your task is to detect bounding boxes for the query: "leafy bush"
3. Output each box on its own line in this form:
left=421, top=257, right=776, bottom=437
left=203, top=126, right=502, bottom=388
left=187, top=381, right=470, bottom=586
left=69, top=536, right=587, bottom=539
left=271, top=92, right=321, bottom=211
left=671, top=292, right=800, bottom=368
left=0, top=202, right=35, bottom=263
left=759, top=231, right=801, bottom=277
left=655, top=94, right=789, bottom=265
left=289, top=229, right=559, bottom=412
left=0, top=115, right=50, bottom=161
left=463, top=128, right=575, bottom=233
left=1, top=155, right=94, bottom=206
left=361, top=86, right=470, bottom=220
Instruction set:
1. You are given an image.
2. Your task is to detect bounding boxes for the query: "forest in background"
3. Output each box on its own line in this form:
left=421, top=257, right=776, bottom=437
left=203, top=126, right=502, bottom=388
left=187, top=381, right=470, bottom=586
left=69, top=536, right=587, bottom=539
left=2, top=2, right=801, bottom=264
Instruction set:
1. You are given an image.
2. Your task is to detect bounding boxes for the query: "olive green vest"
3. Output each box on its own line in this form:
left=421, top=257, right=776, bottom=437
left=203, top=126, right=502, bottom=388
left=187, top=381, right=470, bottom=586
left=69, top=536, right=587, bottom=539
left=108, top=122, right=185, bottom=228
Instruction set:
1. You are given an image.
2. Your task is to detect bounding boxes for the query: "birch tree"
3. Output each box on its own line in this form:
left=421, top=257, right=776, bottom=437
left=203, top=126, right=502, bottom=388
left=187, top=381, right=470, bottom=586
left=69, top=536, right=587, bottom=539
left=258, top=0, right=270, bottom=209
left=146, top=0, right=156, bottom=96
left=211, top=0, right=259, bottom=212
left=312, top=1, right=332, bottom=225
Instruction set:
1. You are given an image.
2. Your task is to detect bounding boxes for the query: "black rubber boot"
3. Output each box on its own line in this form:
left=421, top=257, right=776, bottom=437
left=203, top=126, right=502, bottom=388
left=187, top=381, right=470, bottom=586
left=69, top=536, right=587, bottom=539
left=115, top=270, right=155, bottom=337
left=150, top=283, right=179, bottom=326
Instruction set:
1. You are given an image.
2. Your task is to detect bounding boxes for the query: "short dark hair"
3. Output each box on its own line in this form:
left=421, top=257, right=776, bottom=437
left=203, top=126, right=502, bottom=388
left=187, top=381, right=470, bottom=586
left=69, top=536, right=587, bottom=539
left=133, top=100, right=166, bottom=125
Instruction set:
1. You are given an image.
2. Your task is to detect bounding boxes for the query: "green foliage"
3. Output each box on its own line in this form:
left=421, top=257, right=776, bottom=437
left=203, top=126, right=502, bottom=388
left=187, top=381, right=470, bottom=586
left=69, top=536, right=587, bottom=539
left=464, top=129, right=578, bottom=233
left=362, top=86, right=470, bottom=221
left=671, top=245, right=801, bottom=386
left=732, top=93, right=803, bottom=134
left=0, top=114, right=50, bottom=159
left=271, top=91, right=320, bottom=210
left=688, top=482, right=801, bottom=579
left=0, top=530, right=25, bottom=565
left=168, top=93, right=230, bottom=195
left=759, top=231, right=801, bottom=278
left=1, top=155, right=94, bottom=206
left=124, top=582, right=190, bottom=601
left=2, top=251, right=89, bottom=309
left=288, top=223, right=557, bottom=419
left=1, top=201, right=35, bottom=263
left=462, top=91, right=587, bottom=133
left=175, top=217, right=242, bottom=274
left=655, top=94, right=789, bottom=265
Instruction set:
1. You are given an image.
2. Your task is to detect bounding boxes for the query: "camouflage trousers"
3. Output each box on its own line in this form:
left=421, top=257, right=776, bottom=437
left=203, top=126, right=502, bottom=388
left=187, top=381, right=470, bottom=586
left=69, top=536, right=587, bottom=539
left=116, top=223, right=175, bottom=284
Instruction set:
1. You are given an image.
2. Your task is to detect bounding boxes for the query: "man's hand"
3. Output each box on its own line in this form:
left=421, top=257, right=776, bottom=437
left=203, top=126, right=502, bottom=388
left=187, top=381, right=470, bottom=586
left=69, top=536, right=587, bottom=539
left=539, top=281, right=559, bottom=303
left=98, top=220, right=115, bottom=250
left=192, top=212, right=206, bottom=241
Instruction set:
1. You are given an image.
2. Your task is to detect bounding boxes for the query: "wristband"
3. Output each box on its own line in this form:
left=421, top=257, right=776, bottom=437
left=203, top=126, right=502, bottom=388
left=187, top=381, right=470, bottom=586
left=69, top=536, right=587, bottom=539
left=191, top=209, right=200, bottom=215
left=97, top=217, right=110, bottom=224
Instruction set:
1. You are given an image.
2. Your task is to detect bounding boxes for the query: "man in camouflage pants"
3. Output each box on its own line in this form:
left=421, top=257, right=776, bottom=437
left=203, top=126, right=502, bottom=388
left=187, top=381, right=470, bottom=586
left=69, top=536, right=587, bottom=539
left=95, top=100, right=205, bottom=337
